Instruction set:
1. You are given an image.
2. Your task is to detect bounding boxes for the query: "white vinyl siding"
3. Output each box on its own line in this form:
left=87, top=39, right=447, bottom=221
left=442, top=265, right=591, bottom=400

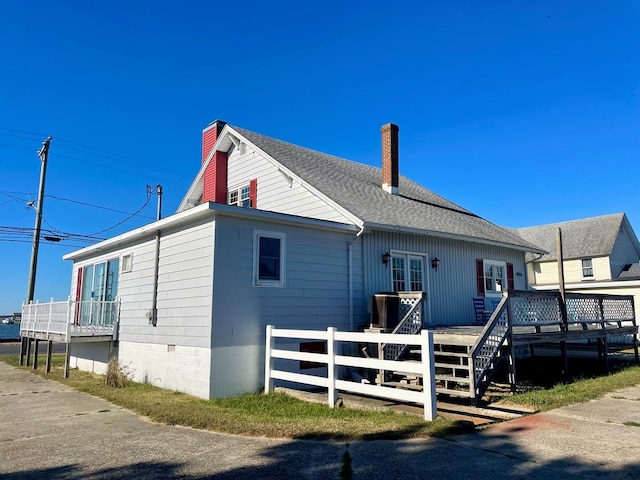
left=609, top=224, right=640, bottom=277
left=225, top=145, right=353, bottom=224
left=534, top=257, right=611, bottom=285
left=363, top=231, right=527, bottom=326
left=69, top=218, right=215, bottom=349
left=210, top=215, right=360, bottom=397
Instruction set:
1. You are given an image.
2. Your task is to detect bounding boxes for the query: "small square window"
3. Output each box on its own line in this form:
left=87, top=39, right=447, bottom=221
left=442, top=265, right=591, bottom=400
left=121, top=254, right=133, bottom=273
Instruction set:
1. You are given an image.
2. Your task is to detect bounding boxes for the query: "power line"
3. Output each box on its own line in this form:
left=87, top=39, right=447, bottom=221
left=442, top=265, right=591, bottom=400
left=52, top=151, right=190, bottom=187
left=46, top=194, right=156, bottom=219
left=85, top=185, right=155, bottom=236
left=0, top=142, right=37, bottom=152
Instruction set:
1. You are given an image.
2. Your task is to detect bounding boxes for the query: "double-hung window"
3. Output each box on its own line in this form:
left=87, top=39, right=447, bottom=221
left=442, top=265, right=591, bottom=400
left=582, top=258, right=594, bottom=279
left=228, top=184, right=251, bottom=207
left=253, top=231, right=286, bottom=287
left=481, top=260, right=508, bottom=298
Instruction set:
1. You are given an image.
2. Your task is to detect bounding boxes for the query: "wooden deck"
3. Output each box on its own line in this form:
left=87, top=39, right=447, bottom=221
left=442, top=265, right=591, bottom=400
left=380, top=290, right=638, bottom=404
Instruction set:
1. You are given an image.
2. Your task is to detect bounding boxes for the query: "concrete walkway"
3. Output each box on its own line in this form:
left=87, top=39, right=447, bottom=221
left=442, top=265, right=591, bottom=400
left=1, top=362, right=639, bottom=479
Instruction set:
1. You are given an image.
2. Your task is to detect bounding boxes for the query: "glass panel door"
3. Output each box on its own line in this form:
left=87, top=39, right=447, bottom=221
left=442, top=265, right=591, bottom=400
left=80, top=265, right=94, bottom=325
left=408, top=256, right=424, bottom=291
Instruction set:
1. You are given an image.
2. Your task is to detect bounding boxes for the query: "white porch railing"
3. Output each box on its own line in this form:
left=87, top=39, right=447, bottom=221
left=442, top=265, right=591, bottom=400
left=264, top=326, right=437, bottom=421
left=21, top=297, right=120, bottom=341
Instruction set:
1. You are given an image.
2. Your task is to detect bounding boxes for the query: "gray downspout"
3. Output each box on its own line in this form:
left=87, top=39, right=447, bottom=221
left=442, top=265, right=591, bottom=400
left=150, top=185, right=163, bottom=327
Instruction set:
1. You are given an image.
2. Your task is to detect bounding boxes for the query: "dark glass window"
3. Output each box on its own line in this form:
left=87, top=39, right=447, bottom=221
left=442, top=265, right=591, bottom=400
left=259, top=236, right=281, bottom=280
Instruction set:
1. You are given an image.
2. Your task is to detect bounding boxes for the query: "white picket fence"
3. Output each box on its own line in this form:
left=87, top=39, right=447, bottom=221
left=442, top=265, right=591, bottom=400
left=264, top=325, right=437, bottom=421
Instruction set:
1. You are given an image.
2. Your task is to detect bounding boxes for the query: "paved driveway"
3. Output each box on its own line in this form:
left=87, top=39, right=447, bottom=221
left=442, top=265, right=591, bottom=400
left=1, top=361, right=639, bottom=479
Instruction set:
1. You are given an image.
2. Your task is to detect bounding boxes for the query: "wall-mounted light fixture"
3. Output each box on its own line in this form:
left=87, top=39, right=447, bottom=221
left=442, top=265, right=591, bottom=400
left=431, top=257, right=440, bottom=271
left=382, top=252, right=391, bottom=265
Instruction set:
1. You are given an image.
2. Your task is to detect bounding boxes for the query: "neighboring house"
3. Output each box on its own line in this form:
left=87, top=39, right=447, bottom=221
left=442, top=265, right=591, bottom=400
left=513, top=213, right=640, bottom=320
left=61, top=121, right=544, bottom=399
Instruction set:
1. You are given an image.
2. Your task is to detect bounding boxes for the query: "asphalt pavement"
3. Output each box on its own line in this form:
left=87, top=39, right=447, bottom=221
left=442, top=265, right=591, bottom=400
left=1, top=361, right=639, bottom=479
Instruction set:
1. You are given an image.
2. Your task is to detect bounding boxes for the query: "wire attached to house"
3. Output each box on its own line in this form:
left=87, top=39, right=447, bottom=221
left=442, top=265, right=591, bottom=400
left=85, top=185, right=155, bottom=236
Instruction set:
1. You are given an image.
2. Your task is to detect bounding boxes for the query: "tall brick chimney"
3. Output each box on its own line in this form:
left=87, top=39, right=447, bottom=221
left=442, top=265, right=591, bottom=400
left=202, top=120, right=228, bottom=204
left=381, top=123, right=399, bottom=195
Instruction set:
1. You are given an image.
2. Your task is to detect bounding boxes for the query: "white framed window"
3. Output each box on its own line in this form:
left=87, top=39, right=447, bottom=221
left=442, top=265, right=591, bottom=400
left=483, top=260, right=506, bottom=297
left=390, top=252, right=425, bottom=292
left=228, top=183, right=251, bottom=207
left=253, top=231, right=286, bottom=287
left=582, top=258, right=594, bottom=278
left=121, top=253, right=133, bottom=273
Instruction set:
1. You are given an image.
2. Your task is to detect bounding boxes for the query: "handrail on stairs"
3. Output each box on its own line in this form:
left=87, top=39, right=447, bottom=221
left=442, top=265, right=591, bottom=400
left=469, top=293, right=511, bottom=402
left=382, top=291, right=425, bottom=361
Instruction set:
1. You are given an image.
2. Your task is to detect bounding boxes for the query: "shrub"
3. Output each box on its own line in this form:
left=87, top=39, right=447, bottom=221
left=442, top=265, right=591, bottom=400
left=105, top=357, right=130, bottom=388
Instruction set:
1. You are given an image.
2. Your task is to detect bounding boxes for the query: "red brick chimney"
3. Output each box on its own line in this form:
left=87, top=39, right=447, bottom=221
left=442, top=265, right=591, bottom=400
left=381, top=123, right=399, bottom=195
left=202, top=120, right=228, bottom=204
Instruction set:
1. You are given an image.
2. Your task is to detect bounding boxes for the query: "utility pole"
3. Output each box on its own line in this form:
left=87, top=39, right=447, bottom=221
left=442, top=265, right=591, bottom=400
left=26, top=136, right=53, bottom=304
left=156, top=184, right=163, bottom=221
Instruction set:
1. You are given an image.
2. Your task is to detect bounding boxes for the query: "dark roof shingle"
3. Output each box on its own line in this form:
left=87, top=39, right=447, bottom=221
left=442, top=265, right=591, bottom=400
left=232, top=126, right=542, bottom=252
left=511, top=213, right=625, bottom=261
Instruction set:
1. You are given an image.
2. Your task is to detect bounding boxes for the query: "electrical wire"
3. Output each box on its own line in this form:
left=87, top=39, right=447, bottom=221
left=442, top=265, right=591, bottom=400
left=45, top=194, right=156, bottom=220
left=85, top=186, right=154, bottom=236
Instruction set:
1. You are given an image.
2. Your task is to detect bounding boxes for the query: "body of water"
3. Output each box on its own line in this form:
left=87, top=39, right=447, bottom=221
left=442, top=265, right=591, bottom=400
left=0, top=324, right=20, bottom=340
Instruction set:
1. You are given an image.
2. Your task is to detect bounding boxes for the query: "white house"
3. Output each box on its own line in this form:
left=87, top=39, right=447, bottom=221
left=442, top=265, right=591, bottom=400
left=61, top=121, right=544, bottom=399
left=513, top=213, right=640, bottom=322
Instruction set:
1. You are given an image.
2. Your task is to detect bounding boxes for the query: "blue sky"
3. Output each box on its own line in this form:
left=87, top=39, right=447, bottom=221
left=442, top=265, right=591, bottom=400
left=1, top=1, right=638, bottom=313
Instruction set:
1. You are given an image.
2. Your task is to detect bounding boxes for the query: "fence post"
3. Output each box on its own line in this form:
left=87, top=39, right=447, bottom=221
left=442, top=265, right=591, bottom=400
left=264, top=325, right=274, bottom=394
left=327, top=327, right=337, bottom=408
left=420, top=329, right=437, bottom=421
left=46, top=297, right=54, bottom=339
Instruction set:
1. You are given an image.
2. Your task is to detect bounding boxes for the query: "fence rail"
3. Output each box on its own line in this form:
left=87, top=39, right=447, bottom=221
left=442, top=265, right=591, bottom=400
left=21, top=297, right=119, bottom=341
left=264, top=326, right=438, bottom=421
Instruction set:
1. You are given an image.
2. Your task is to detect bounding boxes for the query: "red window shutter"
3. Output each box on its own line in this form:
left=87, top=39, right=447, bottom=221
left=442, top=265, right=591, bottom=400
left=249, top=179, right=257, bottom=208
left=507, top=263, right=515, bottom=290
left=74, top=267, right=83, bottom=325
left=476, top=259, right=485, bottom=297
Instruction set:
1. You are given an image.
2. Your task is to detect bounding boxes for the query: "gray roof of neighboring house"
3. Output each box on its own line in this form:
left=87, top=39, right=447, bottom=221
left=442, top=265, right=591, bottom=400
left=510, top=213, right=626, bottom=262
left=618, top=262, right=640, bottom=280
left=231, top=126, right=543, bottom=252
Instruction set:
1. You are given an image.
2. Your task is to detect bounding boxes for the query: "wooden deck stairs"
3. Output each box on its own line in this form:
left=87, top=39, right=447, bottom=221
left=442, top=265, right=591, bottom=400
left=381, top=290, right=638, bottom=405
left=385, top=296, right=513, bottom=405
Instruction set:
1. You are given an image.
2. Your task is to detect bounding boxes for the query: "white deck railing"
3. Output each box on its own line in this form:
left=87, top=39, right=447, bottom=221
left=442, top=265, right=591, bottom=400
left=264, top=326, right=437, bottom=421
left=21, top=297, right=119, bottom=342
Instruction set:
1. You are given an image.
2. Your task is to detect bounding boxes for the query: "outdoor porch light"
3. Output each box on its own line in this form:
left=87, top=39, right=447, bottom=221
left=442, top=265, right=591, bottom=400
left=431, top=257, right=440, bottom=270
left=382, top=252, right=391, bottom=265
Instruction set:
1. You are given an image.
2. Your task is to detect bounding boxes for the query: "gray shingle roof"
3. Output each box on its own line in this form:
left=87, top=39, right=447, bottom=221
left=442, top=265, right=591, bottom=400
left=511, top=213, right=625, bottom=262
left=231, top=126, right=543, bottom=252
left=618, top=262, right=640, bottom=280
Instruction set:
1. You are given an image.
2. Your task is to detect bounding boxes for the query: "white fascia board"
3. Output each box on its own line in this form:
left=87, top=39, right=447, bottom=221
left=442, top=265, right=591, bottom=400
left=533, top=279, right=640, bottom=290
left=224, top=125, right=364, bottom=230
left=364, top=222, right=547, bottom=254
left=63, top=203, right=215, bottom=261
left=64, top=202, right=359, bottom=263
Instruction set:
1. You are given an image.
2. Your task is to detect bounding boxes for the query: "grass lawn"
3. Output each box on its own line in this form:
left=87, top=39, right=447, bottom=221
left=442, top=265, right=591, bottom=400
left=4, top=353, right=639, bottom=439
left=501, top=357, right=640, bottom=411
left=0, top=354, right=466, bottom=441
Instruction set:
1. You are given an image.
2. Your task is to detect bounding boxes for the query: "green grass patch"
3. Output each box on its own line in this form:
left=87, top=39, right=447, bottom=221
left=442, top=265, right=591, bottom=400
left=504, top=364, right=640, bottom=411
left=624, top=422, right=640, bottom=427
left=0, top=354, right=464, bottom=440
